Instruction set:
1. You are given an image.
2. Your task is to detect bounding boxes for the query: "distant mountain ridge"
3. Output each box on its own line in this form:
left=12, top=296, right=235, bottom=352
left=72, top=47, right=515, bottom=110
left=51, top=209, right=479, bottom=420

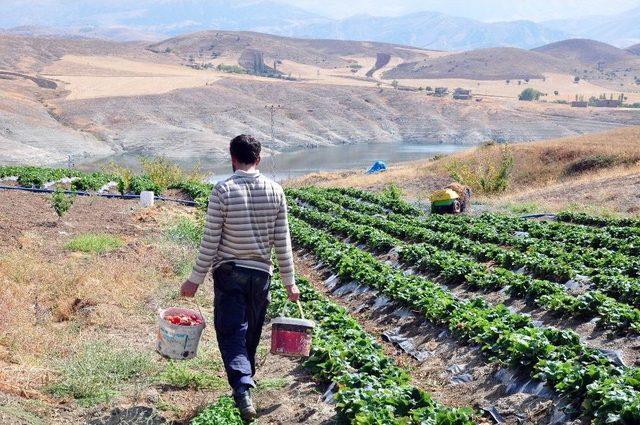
left=628, top=44, right=640, bottom=55
left=543, top=6, right=640, bottom=48
left=3, top=1, right=640, bottom=51
left=0, top=0, right=569, bottom=51
left=275, top=12, right=568, bottom=51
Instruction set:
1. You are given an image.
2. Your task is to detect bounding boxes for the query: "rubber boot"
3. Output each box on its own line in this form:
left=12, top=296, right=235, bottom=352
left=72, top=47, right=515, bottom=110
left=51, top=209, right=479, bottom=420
left=233, top=387, right=257, bottom=422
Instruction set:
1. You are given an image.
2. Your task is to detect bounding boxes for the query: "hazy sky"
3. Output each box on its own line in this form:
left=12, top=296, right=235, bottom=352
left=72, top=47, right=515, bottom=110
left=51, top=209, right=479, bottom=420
left=283, top=0, right=640, bottom=21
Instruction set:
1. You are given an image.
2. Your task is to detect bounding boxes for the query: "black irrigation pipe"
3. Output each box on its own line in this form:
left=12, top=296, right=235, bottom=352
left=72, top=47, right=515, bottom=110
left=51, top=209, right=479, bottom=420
left=0, top=184, right=199, bottom=206
left=520, top=213, right=558, bottom=220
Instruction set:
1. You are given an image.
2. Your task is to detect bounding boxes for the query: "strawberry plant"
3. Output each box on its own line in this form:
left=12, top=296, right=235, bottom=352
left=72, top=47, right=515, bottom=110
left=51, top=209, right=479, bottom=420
left=51, top=189, right=74, bottom=219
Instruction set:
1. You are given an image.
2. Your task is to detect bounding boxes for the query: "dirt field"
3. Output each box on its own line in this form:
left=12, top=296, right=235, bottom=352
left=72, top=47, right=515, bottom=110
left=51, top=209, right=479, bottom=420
left=0, top=191, right=336, bottom=425
left=396, top=72, right=640, bottom=103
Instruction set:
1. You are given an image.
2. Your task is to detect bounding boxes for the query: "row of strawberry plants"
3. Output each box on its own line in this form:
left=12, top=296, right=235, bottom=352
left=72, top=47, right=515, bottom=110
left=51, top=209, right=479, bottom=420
left=287, top=197, right=640, bottom=333
left=422, top=208, right=638, bottom=255
left=170, top=181, right=213, bottom=209
left=287, top=216, right=640, bottom=424
left=324, top=187, right=640, bottom=278
left=557, top=211, right=640, bottom=230
left=191, top=273, right=474, bottom=424
left=269, top=275, right=475, bottom=423
left=448, top=213, right=640, bottom=258
left=0, top=165, right=87, bottom=188
left=414, top=215, right=639, bottom=281
left=329, top=186, right=423, bottom=215
left=307, top=188, right=640, bottom=304
left=0, top=165, right=216, bottom=199
left=337, top=186, right=639, bottom=254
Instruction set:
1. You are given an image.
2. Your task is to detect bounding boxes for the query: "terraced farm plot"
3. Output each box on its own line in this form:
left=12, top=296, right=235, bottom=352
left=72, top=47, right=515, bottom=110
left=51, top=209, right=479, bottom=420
left=2, top=170, right=640, bottom=424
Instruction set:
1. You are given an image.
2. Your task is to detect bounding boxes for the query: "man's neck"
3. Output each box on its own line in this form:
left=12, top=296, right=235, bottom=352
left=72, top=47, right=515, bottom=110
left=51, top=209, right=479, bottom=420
left=234, top=164, right=259, bottom=174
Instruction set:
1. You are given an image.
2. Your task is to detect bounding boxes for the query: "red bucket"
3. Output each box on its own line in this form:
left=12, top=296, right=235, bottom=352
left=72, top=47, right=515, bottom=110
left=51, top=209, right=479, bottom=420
left=270, top=316, right=315, bottom=357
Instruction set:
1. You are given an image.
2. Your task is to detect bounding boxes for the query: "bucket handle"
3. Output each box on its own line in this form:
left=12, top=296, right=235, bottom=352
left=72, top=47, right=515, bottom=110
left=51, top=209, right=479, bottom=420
left=281, top=299, right=306, bottom=320
left=179, top=296, right=205, bottom=320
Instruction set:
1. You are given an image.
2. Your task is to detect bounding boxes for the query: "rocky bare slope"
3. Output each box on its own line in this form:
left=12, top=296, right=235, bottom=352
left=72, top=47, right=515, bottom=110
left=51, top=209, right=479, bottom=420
left=42, top=78, right=640, bottom=165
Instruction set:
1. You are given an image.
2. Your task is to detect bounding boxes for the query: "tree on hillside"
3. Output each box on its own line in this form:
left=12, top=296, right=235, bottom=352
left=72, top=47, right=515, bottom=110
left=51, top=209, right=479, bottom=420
left=391, top=79, right=399, bottom=89
left=518, top=88, right=544, bottom=101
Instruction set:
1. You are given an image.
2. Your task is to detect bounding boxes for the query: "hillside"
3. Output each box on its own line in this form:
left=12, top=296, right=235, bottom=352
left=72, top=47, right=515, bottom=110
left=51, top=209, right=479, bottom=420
left=0, top=34, right=161, bottom=73
left=148, top=30, right=434, bottom=70
left=2, top=31, right=640, bottom=166
left=383, top=47, right=566, bottom=80
left=533, top=38, right=638, bottom=66
left=532, top=38, right=640, bottom=90
left=628, top=43, right=640, bottom=56
left=291, top=126, right=640, bottom=215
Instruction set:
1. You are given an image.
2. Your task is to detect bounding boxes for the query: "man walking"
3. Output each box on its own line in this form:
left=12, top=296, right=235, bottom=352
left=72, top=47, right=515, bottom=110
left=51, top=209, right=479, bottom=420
left=180, top=134, right=300, bottom=421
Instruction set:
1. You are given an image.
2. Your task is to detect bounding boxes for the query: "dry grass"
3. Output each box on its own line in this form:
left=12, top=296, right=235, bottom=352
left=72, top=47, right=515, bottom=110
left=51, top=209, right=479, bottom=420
left=0, top=199, right=224, bottom=423
left=434, top=126, right=640, bottom=190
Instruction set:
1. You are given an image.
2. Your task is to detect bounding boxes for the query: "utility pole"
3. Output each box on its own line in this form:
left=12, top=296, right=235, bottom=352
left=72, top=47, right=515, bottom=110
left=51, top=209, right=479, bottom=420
left=264, top=104, right=282, bottom=179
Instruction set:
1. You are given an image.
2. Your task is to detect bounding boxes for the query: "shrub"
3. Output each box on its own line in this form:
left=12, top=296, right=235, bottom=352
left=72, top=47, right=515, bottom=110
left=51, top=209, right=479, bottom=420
left=216, top=64, right=247, bottom=74
left=140, top=156, right=185, bottom=191
left=103, top=162, right=134, bottom=194
left=381, top=183, right=403, bottom=201
left=65, top=233, right=124, bottom=254
left=564, top=155, right=619, bottom=176
left=518, top=88, right=544, bottom=101
left=129, top=175, right=163, bottom=195
left=447, top=144, right=514, bottom=194
left=51, top=189, right=74, bottom=218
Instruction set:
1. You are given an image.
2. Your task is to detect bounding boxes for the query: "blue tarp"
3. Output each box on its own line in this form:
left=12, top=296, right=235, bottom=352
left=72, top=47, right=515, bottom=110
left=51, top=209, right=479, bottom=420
left=366, top=161, right=387, bottom=174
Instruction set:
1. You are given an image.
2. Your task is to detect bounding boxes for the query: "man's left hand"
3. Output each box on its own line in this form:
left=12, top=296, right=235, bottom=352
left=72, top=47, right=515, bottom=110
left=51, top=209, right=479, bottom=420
left=286, top=283, right=300, bottom=302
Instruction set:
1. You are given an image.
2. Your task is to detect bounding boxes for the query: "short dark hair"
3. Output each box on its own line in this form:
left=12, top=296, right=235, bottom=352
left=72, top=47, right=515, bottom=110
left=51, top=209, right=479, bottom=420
left=230, top=134, right=261, bottom=164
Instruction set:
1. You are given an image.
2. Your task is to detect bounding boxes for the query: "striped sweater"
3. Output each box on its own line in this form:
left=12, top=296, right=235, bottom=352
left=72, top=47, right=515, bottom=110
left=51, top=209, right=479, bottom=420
left=188, top=170, right=295, bottom=287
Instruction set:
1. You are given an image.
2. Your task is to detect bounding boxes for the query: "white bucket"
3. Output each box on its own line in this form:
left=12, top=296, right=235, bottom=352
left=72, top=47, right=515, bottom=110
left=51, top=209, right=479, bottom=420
left=140, top=191, right=154, bottom=208
left=156, top=307, right=206, bottom=360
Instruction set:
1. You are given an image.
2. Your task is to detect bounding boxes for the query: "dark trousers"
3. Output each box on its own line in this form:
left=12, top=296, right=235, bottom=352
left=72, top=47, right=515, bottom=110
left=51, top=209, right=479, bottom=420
left=213, top=263, right=271, bottom=392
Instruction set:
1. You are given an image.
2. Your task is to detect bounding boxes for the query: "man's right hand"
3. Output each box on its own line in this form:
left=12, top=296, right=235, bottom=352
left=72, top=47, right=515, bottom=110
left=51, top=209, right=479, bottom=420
left=180, top=279, right=199, bottom=298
